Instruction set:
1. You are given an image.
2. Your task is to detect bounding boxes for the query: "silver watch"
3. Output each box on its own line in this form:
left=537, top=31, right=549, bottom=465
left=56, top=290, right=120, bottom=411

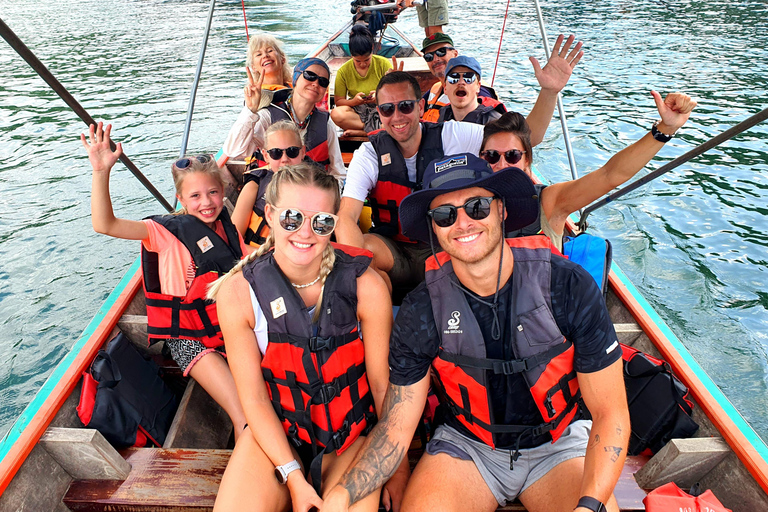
left=274, top=459, right=301, bottom=484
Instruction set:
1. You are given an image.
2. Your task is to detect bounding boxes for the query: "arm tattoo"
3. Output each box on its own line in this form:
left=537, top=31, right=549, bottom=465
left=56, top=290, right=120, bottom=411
left=339, top=383, right=414, bottom=505
left=604, top=446, right=623, bottom=463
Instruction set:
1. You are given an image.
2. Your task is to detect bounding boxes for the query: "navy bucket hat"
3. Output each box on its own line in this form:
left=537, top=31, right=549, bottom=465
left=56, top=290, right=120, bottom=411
left=399, top=153, right=539, bottom=243
left=292, top=58, right=330, bottom=86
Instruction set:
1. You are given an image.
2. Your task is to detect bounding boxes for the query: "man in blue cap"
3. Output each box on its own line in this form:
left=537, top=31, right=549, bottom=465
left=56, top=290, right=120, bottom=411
left=322, top=154, right=629, bottom=512
left=437, top=56, right=504, bottom=124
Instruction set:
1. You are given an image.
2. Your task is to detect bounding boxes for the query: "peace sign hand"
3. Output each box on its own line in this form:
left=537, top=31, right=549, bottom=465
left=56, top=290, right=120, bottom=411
left=530, top=34, right=584, bottom=94
left=386, top=56, right=405, bottom=75
left=245, top=66, right=264, bottom=113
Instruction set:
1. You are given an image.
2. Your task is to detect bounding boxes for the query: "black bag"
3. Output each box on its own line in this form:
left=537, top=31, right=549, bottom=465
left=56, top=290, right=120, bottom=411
left=622, top=344, right=699, bottom=455
left=77, top=333, right=177, bottom=447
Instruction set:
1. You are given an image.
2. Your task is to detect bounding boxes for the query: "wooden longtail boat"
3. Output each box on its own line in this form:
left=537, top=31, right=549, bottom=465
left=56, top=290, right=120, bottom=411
left=2, top=8, right=768, bottom=512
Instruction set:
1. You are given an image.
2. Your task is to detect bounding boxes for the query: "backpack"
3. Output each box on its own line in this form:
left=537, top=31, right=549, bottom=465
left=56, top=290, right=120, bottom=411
left=562, top=233, right=612, bottom=293
left=77, top=333, right=177, bottom=448
left=622, top=344, right=699, bottom=455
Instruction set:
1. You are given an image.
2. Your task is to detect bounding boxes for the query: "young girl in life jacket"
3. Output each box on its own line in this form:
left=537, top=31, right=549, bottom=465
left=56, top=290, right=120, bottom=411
left=208, top=163, right=408, bottom=512
left=231, top=120, right=307, bottom=248
left=83, top=122, right=249, bottom=441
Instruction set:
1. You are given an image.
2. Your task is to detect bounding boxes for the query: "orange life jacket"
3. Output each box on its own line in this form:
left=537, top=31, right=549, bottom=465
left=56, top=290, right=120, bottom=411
left=426, top=236, right=581, bottom=449
left=241, top=165, right=273, bottom=248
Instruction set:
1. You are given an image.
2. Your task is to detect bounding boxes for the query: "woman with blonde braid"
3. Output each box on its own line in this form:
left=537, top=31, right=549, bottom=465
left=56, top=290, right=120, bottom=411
left=209, top=163, right=406, bottom=512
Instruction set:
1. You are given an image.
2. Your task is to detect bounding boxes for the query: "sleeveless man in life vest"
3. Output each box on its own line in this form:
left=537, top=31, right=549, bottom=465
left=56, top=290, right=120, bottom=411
left=420, top=32, right=583, bottom=148
left=322, top=154, right=630, bottom=512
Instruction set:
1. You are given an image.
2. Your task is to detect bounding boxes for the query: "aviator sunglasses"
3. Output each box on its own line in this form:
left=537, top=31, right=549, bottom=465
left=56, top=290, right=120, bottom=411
left=480, top=149, right=526, bottom=166
left=175, top=154, right=212, bottom=169
left=377, top=100, right=417, bottom=118
left=428, top=196, right=499, bottom=228
left=266, top=146, right=302, bottom=160
left=276, top=207, right=338, bottom=236
left=423, top=47, right=455, bottom=62
left=302, top=70, right=330, bottom=88
left=446, top=71, right=478, bottom=85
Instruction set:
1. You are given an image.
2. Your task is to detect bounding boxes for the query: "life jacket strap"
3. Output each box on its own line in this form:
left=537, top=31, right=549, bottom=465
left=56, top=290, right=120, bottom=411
left=267, top=332, right=359, bottom=352
left=438, top=341, right=572, bottom=375
left=310, top=363, right=367, bottom=405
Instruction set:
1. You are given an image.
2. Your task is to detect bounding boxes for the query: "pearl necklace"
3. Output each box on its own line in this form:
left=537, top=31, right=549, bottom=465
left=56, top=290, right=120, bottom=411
left=291, top=275, right=321, bottom=289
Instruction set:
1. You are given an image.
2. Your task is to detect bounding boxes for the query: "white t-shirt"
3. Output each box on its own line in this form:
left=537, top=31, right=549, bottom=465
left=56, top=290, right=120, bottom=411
left=222, top=106, right=346, bottom=178
left=342, top=120, right=484, bottom=202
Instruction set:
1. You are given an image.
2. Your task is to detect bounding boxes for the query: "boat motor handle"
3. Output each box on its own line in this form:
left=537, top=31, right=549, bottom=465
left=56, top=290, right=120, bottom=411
left=359, top=0, right=422, bottom=12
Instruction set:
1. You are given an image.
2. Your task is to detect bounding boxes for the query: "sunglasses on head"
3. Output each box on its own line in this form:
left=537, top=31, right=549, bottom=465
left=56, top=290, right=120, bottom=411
left=276, top=207, right=338, bottom=236
left=266, top=146, right=302, bottom=160
left=175, top=154, right=212, bottom=169
left=428, top=196, right=499, bottom=228
left=480, top=149, right=526, bottom=166
left=423, top=47, right=455, bottom=62
left=446, top=71, right=478, bottom=85
left=302, top=70, right=330, bottom=88
left=377, top=100, right=417, bottom=118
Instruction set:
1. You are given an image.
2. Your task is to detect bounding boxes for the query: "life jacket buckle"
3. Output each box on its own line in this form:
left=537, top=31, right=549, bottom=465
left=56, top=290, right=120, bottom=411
left=331, top=420, right=350, bottom=450
left=309, top=336, right=333, bottom=351
left=496, top=359, right=528, bottom=375
left=287, top=423, right=302, bottom=447
left=313, top=383, right=339, bottom=405
left=532, top=423, right=554, bottom=437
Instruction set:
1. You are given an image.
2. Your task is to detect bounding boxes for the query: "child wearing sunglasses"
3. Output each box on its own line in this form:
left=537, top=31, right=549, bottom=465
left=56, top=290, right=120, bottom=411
left=209, top=163, right=406, bottom=512
left=83, top=122, right=252, bottom=442
left=231, top=120, right=308, bottom=248
left=222, top=57, right=346, bottom=179
left=481, top=89, right=698, bottom=250
left=437, top=56, right=504, bottom=125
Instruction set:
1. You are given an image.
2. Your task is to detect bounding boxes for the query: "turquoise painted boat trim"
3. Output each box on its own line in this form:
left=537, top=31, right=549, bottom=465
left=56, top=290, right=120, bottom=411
left=0, top=257, right=141, bottom=464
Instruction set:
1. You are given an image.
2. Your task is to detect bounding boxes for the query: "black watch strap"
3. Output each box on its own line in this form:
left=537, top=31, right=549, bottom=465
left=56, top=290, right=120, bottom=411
left=651, top=120, right=674, bottom=143
left=577, top=496, right=606, bottom=512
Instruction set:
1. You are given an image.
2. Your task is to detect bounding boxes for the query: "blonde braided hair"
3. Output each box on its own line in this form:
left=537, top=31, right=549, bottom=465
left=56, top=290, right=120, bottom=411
left=207, top=162, right=340, bottom=310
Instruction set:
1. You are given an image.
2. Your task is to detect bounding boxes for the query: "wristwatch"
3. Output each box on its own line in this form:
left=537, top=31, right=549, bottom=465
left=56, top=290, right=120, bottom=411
left=274, top=459, right=302, bottom=484
left=651, top=120, right=675, bottom=143
left=576, top=496, right=606, bottom=512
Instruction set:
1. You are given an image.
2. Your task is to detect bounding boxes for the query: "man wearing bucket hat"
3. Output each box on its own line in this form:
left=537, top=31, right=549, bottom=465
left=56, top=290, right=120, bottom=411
left=222, top=57, right=345, bottom=179
left=321, top=154, right=629, bottom=512
left=436, top=56, right=504, bottom=125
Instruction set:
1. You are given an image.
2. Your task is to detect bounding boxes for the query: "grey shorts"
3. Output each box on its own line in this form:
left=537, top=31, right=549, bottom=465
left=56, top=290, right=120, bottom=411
left=425, top=420, right=591, bottom=506
left=372, top=234, right=433, bottom=290
left=352, top=104, right=382, bottom=133
left=416, top=0, right=449, bottom=27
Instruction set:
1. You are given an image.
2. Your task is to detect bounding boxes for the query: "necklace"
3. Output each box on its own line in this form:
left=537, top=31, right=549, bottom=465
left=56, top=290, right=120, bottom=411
left=286, top=95, right=313, bottom=129
left=291, top=274, right=321, bottom=289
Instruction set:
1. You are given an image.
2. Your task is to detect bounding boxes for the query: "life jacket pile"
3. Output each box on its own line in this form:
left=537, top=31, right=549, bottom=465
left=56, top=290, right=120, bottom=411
left=241, top=165, right=274, bottom=248
left=426, top=237, right=581, bottom=451
left=243, top=243, right=377, bottom=488
left=367, top=123, right=444, bottom=243
left=265, top=88, right=331, bottom=169
left=422, top=82, right=506, bottom=123
left=142, top=210, right=243, bottom=348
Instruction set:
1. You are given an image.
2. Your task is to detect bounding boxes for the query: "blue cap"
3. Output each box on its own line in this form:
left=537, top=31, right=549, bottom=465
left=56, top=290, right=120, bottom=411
left=292, top=58, right=330, bottom=86
left=399, top=153, right=539, bottom=243
left=445, top=56, right=482, bottom=78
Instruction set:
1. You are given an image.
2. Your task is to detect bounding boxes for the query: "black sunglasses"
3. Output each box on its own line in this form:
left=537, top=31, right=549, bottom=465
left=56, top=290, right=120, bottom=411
left=446, top=71, right=478, bottom=85
left=302, top=70, right=330, bottom=88
left=266, top=146, right=302, bottom=160
left=428, top=196, right=498, bottom=228
left=480, top=149, right=526, bottom=166
left=277, top=207, right=338, bottom=236
left=423, top=47, right=455, bottom=62
left=377, top=100, right=417, bottom=118
left=175, top=154, right=212, bottom=169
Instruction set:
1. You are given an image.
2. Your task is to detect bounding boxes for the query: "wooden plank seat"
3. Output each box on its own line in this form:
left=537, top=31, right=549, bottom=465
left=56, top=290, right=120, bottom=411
left=63, top=447, right=647, bottom=512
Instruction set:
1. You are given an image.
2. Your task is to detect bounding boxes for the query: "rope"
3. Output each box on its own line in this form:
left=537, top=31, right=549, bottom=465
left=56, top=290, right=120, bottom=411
left=241, top=0, right=249, bottom=41
left=491, top=0, right=512, bottom=87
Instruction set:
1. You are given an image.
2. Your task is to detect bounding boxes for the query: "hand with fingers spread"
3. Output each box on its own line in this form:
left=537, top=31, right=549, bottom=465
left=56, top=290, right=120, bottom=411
left=652, top=90, right=697, bottom=134
left=530, top=34, right=584, bottom=94
left=244, top=66, right=265, bottom=113
left=386, top=56, right=405, bottom=75
left=81, top=122, right=122, bottom=174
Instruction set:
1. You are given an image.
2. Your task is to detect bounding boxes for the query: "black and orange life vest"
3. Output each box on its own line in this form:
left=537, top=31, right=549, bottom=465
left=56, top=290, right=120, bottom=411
left=426, top=236, right=581, bottom=449
left=243, top=243, right=377, bottom=457
left=422, top=82, right=505, bottom=123
left=437, top=101, right=506, bottom=125
left=266, top=89, right=331, bottom=168
left=367, top=123, right=444, bottom=243
left=242, top=165, right=274, bottom=248
left=142, top=210, right=243, bottom=348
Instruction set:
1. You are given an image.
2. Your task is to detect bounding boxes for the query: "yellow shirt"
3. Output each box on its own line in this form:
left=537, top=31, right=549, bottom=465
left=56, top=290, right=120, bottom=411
left=334, top=54, right=392, bottom=100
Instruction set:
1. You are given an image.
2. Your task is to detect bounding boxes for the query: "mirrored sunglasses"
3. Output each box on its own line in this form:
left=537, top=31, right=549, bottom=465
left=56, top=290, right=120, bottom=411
left=428, top=196, right=498, bottom=228
left=446, top=71, right=478, bottom=85
left=175, top=154, right=212, bottom=169
left=423, top=47, right=455, bottom=62
left=302, top=70, right=330, bottom=88
left=266, top=146, right=302, bottom=160
left=277, top=207, right=338, bottom=236
left=377, top=100, right=417, bottom=118
left=480, top=149, right=526, bottom=166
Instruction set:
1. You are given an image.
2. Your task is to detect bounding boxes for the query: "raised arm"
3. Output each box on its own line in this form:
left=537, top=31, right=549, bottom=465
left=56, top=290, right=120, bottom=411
left=231, top=180, right=259, bottom=237
left=320, top=376, right=431, bottom=512
left=525, top=34, right=584, bottom=147
left=222, top=68, right=271, bottom=160
left=575, top=359, right=630, bottom=510
left=541, top=91, right=697, bottom=233
left=83, top=122, right=149, bottom=241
